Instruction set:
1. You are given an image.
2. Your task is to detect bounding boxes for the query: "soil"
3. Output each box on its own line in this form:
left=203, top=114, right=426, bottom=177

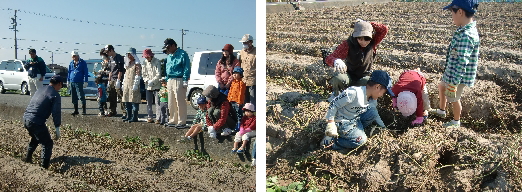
left=0, top=105, right=255, bottom=191
left=266, top=2, right=522, bottom=191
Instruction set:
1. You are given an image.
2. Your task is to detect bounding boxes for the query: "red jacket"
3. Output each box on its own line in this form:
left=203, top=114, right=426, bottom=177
left=391, top=70, right=426, bottom=117
left=325, top=22, right=388, bottom=67
left=206, top=100, right=231, bottom=130
left=240, top=115, right=256, bottom=132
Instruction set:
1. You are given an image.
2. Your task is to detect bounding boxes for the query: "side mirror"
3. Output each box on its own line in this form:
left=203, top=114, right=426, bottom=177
left=18, top=68, right=24, bottom=72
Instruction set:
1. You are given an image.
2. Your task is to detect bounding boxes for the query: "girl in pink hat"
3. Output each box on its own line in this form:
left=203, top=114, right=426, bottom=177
left=232, top=103, right=256, bottom=154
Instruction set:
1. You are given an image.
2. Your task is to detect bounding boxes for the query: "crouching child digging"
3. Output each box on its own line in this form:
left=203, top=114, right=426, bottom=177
left=321, top=70, right=393, bottom=150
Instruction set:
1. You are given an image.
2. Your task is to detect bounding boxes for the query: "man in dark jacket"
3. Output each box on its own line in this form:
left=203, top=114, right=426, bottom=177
left=67, top=51, right=89, bottom=115
left=24, top=49, right=47, bottom=97
left=23, top=75, right=63, bottom=169
left=104, top=45, right=126, bottom=117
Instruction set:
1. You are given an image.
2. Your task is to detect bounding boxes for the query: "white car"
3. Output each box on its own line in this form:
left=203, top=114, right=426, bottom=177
left=0, top=59, right=55, bottom=95
left=186, top=50, right=240, bottom=110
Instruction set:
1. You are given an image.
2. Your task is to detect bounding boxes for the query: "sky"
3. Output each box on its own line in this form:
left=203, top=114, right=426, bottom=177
left=0, top=0, right=256, bottom=67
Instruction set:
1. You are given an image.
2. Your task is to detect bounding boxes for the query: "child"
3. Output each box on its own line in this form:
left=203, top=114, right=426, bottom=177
left=232, top=103, right=256, bottom=153
left=391, top=68, right=430, bottom=126
left=96, top=75, right=108, bottom=117
left=321, top=70, right=393, bottom=150
left=430, top=0, right=480, bottom=128
left=179, top=97, right=208, bottom=142
left=227, top=67, right=247, bottom=133
left=158, top=79, right=169, bottom=126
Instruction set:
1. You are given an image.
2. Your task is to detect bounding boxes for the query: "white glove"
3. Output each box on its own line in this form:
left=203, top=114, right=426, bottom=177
left=325, top=122, right=339, bottom=137
left=115, top=79, right=121, bottom=89
left=183, top=81, right=188, bottom=89
left=147, top=80, right=154, bottom=87
left=334, top=59, right=347, bottom=73
left=208, top=126, right=217, bottom=138
left=83, top=82, right=88, bottom=88
left=55, top=127, right=61, bottom=140
left=132, top=76, right=140, bottom=91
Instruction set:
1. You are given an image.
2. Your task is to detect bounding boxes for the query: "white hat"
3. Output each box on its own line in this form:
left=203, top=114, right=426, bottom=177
left=397, top=91, right=417, bottom=117
left=71, top=50, right=79, bottom=56
left=239, top=34, right=254, bottom=43
left=242, top=103, right=255, bottom=112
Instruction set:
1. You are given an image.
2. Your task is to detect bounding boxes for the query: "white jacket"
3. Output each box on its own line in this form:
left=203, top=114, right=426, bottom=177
left=141, top=57, right=162, bottom=90
left=325, top=86, right=378, bottom=122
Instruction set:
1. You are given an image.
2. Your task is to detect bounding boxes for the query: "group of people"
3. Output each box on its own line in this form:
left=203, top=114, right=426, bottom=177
left=321, top=0, right=480, bottom=150
left=21, top=34, right=258, bottom=169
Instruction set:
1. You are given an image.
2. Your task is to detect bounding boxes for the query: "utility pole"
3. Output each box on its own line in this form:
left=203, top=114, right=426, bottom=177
left=9, top=10, right=19, bottom=59
left=50, top=52, right=54, bottom=64
left=181, top=29, right=188, bottom=49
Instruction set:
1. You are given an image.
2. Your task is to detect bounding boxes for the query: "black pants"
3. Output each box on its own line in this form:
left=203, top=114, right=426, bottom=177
left=24, top=119, right=53, bottom=162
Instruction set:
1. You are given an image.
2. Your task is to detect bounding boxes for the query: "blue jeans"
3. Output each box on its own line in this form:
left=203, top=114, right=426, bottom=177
left=70, top=82, right=86, bottom=105
left=245, top=85, right=256, bottom=106
left=332, top=106, right=380, bottom=150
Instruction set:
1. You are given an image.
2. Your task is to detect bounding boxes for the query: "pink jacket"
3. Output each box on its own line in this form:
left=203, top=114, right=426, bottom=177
left=215, top=59, right=240, bottom=85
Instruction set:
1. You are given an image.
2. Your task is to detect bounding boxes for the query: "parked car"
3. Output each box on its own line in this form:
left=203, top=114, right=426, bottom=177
left=0, top=59, right=55, bottom=95
left=186, top=50, right=240, bottom=110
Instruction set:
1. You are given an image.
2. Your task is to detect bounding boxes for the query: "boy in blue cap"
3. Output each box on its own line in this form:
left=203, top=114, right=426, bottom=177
left=430, top=0, right=480, bottom=128
left=179, top=97, right=208, bottom=142
left=321, top=70, right=393, bottom=150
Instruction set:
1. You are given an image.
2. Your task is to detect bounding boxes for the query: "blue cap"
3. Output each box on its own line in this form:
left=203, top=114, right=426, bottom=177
left=50, top=75, right=64, bottom=83
left=443, top=0, right=478, bottom=14
left=369, top=70, right=394, bottom=97
left=197, top=97, right=207, bottom=104
left=233, top=67, right=244, bottom=76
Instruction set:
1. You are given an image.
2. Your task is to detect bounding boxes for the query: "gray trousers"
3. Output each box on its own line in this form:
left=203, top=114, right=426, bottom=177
left=159, top=102, right=169, bottom=124
left=145, top=90, right=160, bottom=119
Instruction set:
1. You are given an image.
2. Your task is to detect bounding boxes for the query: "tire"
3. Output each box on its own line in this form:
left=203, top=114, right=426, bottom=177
left=0, top=81, right=5, bottom=94
left=21, top=82, right=29, bottom=95
left=189, top=89, right=203, bottom=110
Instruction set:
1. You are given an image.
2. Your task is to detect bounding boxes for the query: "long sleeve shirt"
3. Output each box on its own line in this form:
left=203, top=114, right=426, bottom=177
left=68, top=59, right=89, bottom=83
left=109, top=54, right=125, bottom=81
left=442, top=21, right=480, bottom=87
left=391, top=70, right=426, bottom=118
left=325, top=22, right=388, bottom=67
left=23, top=85, right=61, bottom=127
left=227, top=79, right=247, bottom=105
left=165, top=48, right=191, bottom=81
left=206, top=100, right=231, bottom=130
left=240, top=115, right=256, bottom=131
left=24, top=56, right=46, bottom=78
left=215, top=59, right=240, bottom=85
left=141, top=57, right=162, bottom=90
left=325, top=86, right=377, bottom=122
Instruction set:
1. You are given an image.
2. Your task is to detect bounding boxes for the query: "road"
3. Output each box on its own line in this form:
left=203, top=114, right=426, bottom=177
left=0, top=91, right=197, bottom=123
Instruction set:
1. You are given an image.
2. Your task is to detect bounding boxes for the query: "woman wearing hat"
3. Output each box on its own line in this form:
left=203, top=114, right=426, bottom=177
left=325, top=19, right=388, bottom=101
left=203, top=85, right=237, bottom=138
left=121, top=47, right=142, bottom=123
left=141, top=48, right=163, bottom=123
left=215, top=44, right=240, bottom=95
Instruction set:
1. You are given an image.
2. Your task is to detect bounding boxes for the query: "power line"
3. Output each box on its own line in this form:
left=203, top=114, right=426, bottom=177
left=0, top=8, right=248, bottom=40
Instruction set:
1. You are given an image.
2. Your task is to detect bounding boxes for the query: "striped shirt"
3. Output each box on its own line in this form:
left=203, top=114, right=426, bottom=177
left=442, top=21, right=480, bottom=87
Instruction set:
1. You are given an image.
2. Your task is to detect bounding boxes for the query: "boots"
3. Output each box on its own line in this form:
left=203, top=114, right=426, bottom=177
left=71, top=103, right=79, bottom=116
left=41, top=158, right=50, bottom=169
left=128, top=103, right=139, bottom=123
left=24, top=152, right=33, bottom=163
left=81, top=105, right=87, bottom=115
left=123, top=103, right=132, bottom=122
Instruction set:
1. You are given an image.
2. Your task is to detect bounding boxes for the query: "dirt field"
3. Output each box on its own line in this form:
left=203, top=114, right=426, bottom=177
left=0, top=104, right=255, bottom=191
left=266, top=2, right=522, bottom=191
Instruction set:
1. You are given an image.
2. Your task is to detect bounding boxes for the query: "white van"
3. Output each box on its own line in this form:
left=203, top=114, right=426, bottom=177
left=0, top=59, right=55, bottom=95
left=185, top=50, right=240, bottom=110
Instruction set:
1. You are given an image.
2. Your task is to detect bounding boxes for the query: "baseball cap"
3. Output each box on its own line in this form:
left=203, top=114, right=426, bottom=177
left=443, top=0, right=479, bottom=14
left=29, top=49, right=36, bottom=54
left=197, top=97, right=207, bottom=105
left=71, top=50, right=79, bottom=56
left=50, top=75, right=64, bottom=83
left=243, top=103, right=255, bottom=112
left=397, top=91, right=417, bottom=117
left=163, top=38, right=176, bottom=49
left=104, top=45, right=114, bottom=53
left=369, top=70, right=394, bottom=97
left=239, top=34, right=254, bottom=43
left=352, top=20, right=373, bottom=38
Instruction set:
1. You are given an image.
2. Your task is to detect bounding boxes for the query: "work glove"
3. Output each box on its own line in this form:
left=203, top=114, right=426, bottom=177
left=334, top=59, right=347, bottom=73
left=115, top=79, right=121, bottom=89
left=132, top=76, right=141, bottom=91
left=392, top=97, right=397, bottom=109
left=445, top=83, right=457, bottom=98
left=325, top=122, right=339, bottom=137
left=83, top=82, right=88, bottom=88
left=147, top=80, right=154, bottom=87
left=183, top=81, right=188, bottom=89
left=208, top=126, right=217, bottom=138
left=55, top=127, right=61, bottom=140
left=411, top=116, right=424, bottom=126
